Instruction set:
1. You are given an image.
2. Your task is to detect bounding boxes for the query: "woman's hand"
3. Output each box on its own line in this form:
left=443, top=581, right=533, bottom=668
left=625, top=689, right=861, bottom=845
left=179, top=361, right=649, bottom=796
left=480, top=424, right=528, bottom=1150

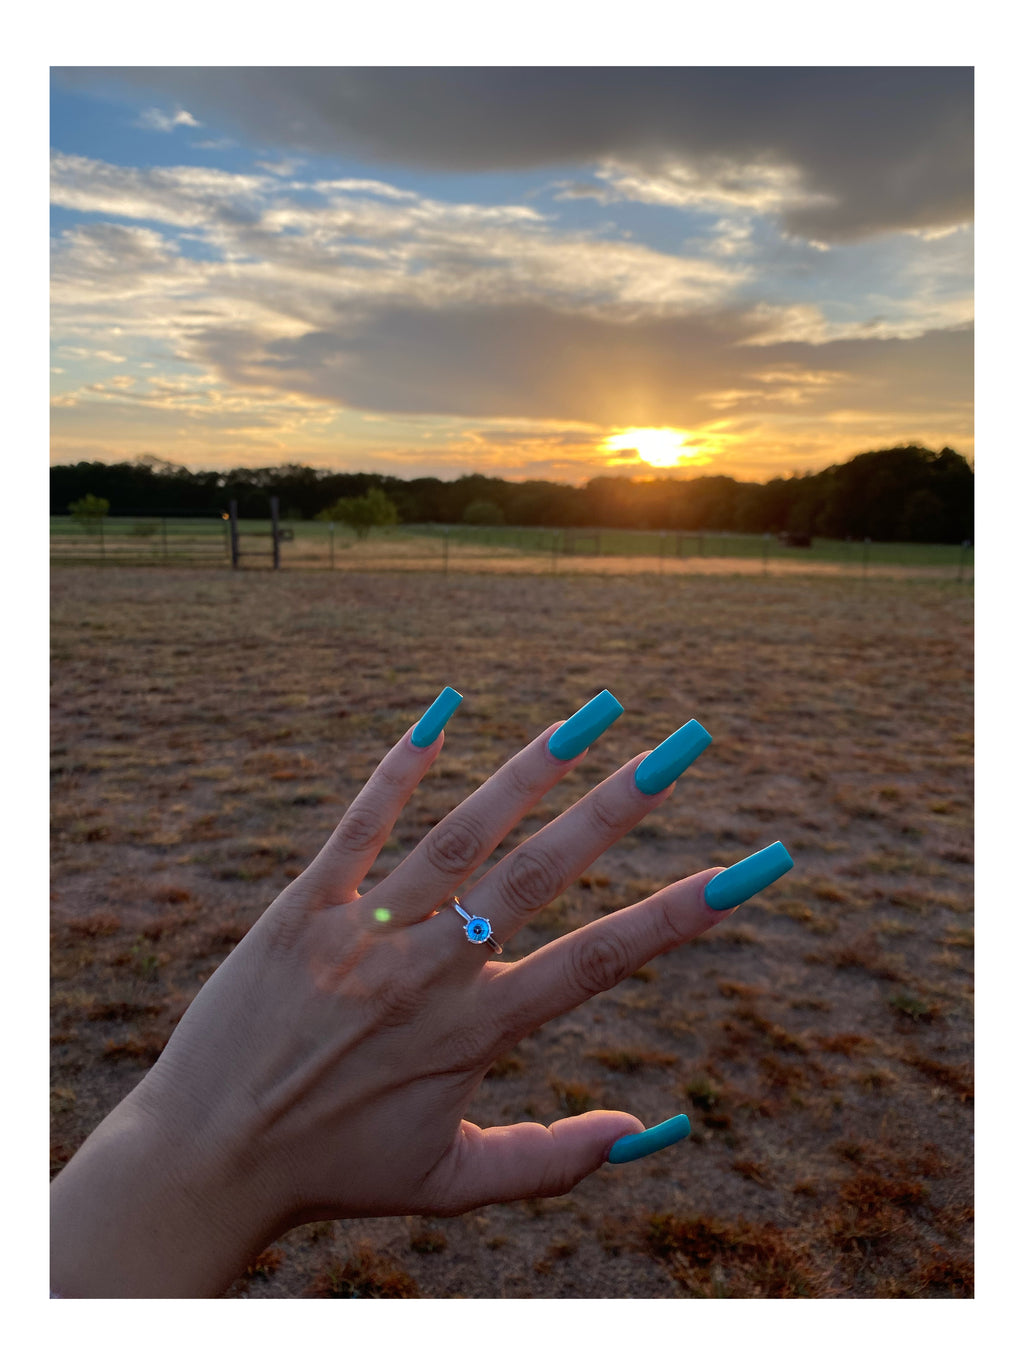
left=50, top=690, right=791, bottom=1297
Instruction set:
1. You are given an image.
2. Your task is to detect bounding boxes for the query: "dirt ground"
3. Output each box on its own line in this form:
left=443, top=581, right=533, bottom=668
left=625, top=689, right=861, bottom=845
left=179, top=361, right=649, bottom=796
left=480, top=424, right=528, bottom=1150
left=50, top=566, right=973, bottom=1297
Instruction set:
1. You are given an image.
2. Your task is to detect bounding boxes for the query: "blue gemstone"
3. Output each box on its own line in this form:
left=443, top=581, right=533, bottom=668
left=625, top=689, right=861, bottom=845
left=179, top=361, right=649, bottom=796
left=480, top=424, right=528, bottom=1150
left=465, top=917, right=491, bottom=941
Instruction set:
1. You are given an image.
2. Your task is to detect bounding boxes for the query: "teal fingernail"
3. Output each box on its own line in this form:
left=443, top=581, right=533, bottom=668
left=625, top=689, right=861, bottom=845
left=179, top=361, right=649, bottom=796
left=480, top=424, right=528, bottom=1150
left=607, top=1114, right=691, bottom=1164
left=704, top=840, right=794, bottom=912
left=547, top=689, right=624, bottom=761
left=634, top=719, right=712, bottom=794
left=410, top=686, right=464, bottom=748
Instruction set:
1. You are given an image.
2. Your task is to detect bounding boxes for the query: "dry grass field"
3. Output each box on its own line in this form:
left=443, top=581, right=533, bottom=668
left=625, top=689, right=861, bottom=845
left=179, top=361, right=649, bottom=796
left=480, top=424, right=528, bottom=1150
left=50, top=565, right=973, bottom=1298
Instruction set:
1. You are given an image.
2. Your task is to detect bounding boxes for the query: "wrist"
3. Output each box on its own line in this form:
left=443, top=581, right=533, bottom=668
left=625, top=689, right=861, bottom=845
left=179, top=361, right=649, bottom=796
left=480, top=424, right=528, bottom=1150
left=50, top=1081, right=286, bottom=1297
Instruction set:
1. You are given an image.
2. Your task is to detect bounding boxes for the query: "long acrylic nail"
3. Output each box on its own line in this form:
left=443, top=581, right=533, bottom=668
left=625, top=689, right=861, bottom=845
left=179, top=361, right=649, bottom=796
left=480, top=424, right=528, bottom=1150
left=607, top=1114, right=691, bottom=1164
left=410, top=686, right=463, bottom=748
left=633, top=719, right=712, bottom=794
left=704, top=840, right=794, bottom=912
left=547, top=689, right=624, bottom=761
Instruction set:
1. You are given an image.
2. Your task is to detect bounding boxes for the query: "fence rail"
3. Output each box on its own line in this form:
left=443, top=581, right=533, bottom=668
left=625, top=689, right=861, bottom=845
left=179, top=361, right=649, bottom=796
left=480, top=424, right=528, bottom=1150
left=50, top=517, right=974, bottom=581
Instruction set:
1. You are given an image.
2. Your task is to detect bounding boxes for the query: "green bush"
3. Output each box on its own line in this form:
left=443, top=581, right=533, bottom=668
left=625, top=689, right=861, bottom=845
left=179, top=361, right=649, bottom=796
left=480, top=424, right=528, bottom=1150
left=68, top=494, right=110, bottom=531
left=316, top=487, right=398, bottom=540
left=462, top=499, right=504, bottom=525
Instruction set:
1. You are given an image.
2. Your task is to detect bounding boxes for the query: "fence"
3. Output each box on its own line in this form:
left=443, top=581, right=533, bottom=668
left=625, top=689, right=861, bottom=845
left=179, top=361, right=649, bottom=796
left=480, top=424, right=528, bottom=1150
left=50, top=517, right=974, bottom=582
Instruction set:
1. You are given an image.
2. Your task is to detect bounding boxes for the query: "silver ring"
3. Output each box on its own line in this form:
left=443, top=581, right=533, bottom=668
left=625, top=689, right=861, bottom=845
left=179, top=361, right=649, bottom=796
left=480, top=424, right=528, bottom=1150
left=449, top=896, right=502, bottom=954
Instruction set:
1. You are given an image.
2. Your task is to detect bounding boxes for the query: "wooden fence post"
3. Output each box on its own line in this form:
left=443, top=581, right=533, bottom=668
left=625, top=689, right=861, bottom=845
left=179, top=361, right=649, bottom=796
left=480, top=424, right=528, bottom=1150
left=229, top=500, right=240, bottom=569
left=270, top=496, right=281, bottom=570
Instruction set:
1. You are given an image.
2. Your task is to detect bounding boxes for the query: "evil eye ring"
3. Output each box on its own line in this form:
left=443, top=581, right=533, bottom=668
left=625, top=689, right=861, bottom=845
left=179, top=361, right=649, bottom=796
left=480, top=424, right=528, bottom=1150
left=449, top=897, right=503, bottom=954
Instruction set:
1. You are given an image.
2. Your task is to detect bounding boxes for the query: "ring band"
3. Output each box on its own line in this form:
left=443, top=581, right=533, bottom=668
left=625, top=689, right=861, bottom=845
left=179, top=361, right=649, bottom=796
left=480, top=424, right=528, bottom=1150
left=450, top=896, right=503, bottom=954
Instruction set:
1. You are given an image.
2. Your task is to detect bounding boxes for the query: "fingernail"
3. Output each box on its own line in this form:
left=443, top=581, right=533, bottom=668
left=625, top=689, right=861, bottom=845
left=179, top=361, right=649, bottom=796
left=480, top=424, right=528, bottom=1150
left=633, top=719, right=712, bottom=794
left=410, top=686, right=463, bottom=748
left=607, top=1114, right=691, bottom=1164
left=704, top=840, right=795, bottom=912
left=547, top=689, right=624, bottom=761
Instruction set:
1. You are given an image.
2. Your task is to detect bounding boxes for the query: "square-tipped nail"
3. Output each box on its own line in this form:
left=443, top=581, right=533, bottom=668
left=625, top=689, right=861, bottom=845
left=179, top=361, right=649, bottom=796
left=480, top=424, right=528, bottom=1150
left=634, top=719, right=712, bottom=794
left=704, top=840, right=794, bottom=912
left=547, top=689, right=624, bottom=761
left=607, top=1114, right=691, bottom=1164
left=410, top=686, right=464, bottom=748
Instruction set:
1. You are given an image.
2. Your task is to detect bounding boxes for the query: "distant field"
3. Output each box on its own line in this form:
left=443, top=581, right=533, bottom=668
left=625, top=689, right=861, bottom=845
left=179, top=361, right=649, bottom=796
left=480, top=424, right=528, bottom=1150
left=51, top=567, right=973, bottom=1297
left=50, top=517, right=973, bottom=578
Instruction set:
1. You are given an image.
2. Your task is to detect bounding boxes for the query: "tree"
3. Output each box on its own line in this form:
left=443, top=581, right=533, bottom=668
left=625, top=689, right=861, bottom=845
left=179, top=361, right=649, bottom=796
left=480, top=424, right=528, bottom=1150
left=68, top=494, right=110, bottom=531
left=316, top=486, right=398, bottom=539
left=462, top=499, right=504, bottom=525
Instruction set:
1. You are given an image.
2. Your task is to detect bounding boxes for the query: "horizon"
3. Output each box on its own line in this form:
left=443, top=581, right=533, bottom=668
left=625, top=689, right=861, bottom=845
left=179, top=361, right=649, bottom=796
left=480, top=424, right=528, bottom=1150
left=50, top=441, right=972, bottom=492
left=50, top=69, right=974, bottom=484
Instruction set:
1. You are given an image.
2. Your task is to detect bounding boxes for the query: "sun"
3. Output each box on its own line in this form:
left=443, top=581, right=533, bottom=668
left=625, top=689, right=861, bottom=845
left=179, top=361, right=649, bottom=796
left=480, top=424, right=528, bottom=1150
left=603, top=428, right=699, bottom=469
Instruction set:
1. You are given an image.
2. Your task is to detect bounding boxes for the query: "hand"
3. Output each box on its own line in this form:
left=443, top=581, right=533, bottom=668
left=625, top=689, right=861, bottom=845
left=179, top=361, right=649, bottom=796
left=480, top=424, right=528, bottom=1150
left=50, top=697, right=788, bottom=1297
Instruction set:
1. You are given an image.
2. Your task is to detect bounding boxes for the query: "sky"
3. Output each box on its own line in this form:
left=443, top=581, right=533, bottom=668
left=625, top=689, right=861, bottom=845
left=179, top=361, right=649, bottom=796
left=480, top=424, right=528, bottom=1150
left=49, top=67, right=974, bottom=485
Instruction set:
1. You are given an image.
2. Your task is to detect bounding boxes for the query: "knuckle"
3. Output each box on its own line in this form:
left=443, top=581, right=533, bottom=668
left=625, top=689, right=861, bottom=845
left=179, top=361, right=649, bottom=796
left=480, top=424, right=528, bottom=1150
left=334, top=802, right=387, bottom=855
left=504, top=758, right=540, bottom=803
left=261, top=905, right=309, bottom=959
left=424, top=814, right=486, bottom=877
left=501, top=845, right=566, bottom=916
left=371, top=975, right=427, bottom=1029
left=374, top=765, right=408, bottom=796
left=566, top=929, right=634, bottom=998
left=434, top=1021, right=492, bottom=1073
left=535, top=1159, right=579, bottom=1200
left=587, top=790, right=625, bottom=840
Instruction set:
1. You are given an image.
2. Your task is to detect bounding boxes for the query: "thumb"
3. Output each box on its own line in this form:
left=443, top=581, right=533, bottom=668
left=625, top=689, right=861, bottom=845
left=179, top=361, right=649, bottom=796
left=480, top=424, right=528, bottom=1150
left=426, top=1113, right=645, bottom=1214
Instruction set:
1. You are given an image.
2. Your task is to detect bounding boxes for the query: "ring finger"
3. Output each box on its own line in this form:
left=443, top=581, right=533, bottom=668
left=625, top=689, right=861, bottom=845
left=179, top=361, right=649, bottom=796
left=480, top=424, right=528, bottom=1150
left=426, top=718, right=713, bottom=957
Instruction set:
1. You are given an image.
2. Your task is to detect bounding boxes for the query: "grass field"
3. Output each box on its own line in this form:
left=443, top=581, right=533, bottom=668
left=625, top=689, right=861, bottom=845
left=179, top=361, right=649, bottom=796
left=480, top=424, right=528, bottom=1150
left=49, top=516, right=974, bottom=578
left=50, top=567, right=973, bottom=1297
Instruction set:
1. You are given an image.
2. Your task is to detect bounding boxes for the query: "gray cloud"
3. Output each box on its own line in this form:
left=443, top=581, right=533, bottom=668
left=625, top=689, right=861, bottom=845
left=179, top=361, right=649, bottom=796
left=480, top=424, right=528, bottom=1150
left=188, top=299, right=973, bottom=431
left=54, top=67, right=972, bottom=241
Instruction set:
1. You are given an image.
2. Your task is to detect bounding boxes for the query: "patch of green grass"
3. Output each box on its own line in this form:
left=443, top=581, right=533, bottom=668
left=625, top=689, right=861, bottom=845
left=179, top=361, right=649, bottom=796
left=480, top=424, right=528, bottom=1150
left=888, top=990, right=939, bottom=1023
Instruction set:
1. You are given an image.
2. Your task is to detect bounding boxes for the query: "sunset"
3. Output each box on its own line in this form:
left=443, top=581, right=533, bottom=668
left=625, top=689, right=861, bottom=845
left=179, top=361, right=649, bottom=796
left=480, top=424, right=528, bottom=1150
left=49, top=68, right=973, bottom=485
left=46, top=51, right=980, bottom=1310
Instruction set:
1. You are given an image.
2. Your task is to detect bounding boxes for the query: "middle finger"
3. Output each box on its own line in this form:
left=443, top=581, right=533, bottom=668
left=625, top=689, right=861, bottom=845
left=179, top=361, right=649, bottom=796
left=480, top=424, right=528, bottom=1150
left=376, top=691, right=625, bottom=923
left=439, top=718, right=713, bottom=950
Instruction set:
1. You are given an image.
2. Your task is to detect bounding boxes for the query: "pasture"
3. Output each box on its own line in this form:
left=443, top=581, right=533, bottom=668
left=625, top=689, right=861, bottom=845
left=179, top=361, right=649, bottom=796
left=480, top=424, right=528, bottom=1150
left=49, top=516, right=973, bottom=579
left=50, top=566, right=973, bottom=1297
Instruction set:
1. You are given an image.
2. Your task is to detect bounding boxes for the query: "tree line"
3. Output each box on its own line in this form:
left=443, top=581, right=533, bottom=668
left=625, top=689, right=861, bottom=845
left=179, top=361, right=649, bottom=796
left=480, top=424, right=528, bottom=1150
left=50, top=444, right=973, bottom=544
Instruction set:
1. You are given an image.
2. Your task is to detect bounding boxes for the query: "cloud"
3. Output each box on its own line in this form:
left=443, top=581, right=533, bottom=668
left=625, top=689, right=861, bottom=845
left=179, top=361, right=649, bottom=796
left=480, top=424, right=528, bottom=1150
left=186, top=298, right=972, bottom=438
left=50, top=152, right=272, bottom=230
left=49, top=152, right=750, bottom=334
left=54, top=67, right=973, bottom=241
left=137, top=107, right=201, bottom=133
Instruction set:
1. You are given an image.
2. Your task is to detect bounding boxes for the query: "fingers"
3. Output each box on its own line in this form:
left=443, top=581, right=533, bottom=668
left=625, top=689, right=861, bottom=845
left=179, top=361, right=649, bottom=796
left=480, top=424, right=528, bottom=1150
left=422, top=1113, right=645, bottom=1214
left=374, top=722, right=590, bottom=925
left=301, top=726, right=446, bottom=908
left=490, top=867, right=731, bottom=1037
left=449, top=753, right=677, bottom=947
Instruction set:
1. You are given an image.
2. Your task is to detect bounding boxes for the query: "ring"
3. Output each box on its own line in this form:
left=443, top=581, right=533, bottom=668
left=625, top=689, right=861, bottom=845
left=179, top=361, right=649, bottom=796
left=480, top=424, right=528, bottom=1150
left=449, top=896, right=503, bottom=954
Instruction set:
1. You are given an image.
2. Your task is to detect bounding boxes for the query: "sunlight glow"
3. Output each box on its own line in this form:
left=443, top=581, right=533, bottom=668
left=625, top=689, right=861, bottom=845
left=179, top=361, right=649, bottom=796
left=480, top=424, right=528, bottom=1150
left=603, top=428, right=699, bottom=469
